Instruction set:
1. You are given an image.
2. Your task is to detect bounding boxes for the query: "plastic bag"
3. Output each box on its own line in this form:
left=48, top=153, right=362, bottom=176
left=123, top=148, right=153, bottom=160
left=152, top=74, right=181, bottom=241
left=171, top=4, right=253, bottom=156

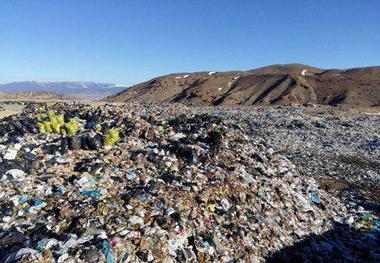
left=57, top=114, right=65, bottom=125
left=103, top=128, right=119, bottom=146
left=44, top=121, right=52, bottom=133
left=47, top=110, right=56, bottom=121
left=51, top=122, right=61, bottom=133
left=37, top=122, right=46, bottom=133
left=64, top=119, right=78, bottom=135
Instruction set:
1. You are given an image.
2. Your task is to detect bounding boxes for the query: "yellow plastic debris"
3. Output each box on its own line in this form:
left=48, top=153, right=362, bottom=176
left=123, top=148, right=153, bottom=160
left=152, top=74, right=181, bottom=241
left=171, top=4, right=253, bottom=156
left=57, top=114, right=65, bottom=125
left=44, top=121, right=52, bottom=133
left=36, top=113, right=45, bottom=121
left=104, top=128, right=119, bottom=146
left=206, top=204, right=216, bottom=212
left=47, top=110, right=55, bottom=121
left=51, top=122, right=61, bottom=133
left=37, top=122, right=46, bottom=133
left=64, top=119, right=78, bottom=135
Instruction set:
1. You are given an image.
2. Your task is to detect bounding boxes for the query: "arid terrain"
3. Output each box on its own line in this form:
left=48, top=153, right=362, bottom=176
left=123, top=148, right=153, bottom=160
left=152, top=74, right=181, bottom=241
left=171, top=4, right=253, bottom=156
left=2, top=0, right=378, bottom=260
left=0, top=64, right=379, bottom=262
left=106, top=64, right=380, bottom=107
left=0, top=91, right=76, bottom=101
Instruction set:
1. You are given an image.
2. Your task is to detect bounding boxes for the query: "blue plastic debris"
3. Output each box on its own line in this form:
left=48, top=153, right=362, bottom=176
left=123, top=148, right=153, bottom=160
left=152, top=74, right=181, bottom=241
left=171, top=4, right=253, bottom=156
left=32, top=199, right=43, bottom=207
left=101, top=240, right=115, bottom=263
left=82, top=189, right=101, bottom=200
left=310, top=192, right=319, bottom=203
left=19, top=195, right=29, bottom=204
left=36, top=240, right=46, bottom=252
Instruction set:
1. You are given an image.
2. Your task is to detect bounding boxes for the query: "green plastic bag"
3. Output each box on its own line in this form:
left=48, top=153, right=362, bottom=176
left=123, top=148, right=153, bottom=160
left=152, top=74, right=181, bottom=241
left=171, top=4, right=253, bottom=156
left=104, top=128, right=119, bottom=146
left=51, top=122, right=61, bottom=133
left=44, top=121, right=52, bottom=133
left=36, top=114, right=45, bottom=121
left=64, top=119, right=78, bottom=135
left=57, top=114, right=65, bottom=125
left=37, top=122, right=46, bottom=133
left=50, top=116, right=57, bottom=124
left=47, top=110, right=56, bottom=121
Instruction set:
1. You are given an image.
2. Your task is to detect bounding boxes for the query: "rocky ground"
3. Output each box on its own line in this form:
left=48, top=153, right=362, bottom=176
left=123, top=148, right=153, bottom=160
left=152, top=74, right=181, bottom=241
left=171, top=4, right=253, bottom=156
left=0, top=101, right=378, bottom=262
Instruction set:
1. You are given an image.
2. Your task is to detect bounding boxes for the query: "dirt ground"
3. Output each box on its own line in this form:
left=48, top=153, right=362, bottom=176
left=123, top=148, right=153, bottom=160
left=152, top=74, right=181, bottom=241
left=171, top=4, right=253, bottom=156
left=0, top=104, right=25, bottom=118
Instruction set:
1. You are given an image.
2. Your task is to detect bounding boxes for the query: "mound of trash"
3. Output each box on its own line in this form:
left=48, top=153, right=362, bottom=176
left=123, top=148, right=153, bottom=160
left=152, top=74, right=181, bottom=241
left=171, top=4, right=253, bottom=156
left=0, top=102, right=378, bottom=262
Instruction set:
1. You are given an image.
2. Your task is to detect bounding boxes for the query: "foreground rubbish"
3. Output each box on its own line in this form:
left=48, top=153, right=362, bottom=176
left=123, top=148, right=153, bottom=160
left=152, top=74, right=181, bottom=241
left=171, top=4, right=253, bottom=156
left=0, top=102, right=379, bottom=262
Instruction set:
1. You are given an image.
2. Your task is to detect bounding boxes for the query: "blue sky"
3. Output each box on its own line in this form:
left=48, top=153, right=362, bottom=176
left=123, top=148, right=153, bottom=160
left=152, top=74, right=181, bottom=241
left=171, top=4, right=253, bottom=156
left=0, top=0, right=379, bottom=84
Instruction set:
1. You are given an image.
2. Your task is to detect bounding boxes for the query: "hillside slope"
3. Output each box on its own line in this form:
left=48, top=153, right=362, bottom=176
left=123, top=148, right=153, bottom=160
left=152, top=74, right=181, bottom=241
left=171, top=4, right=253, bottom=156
left=106, top=64, right=380, bottom=107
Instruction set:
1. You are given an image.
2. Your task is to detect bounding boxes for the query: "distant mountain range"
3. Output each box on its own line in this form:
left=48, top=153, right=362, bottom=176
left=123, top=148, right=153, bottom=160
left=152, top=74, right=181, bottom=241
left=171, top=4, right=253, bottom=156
left=106, top=64, right=380, bottom=107
left=0, top=81, right=127, bottom=100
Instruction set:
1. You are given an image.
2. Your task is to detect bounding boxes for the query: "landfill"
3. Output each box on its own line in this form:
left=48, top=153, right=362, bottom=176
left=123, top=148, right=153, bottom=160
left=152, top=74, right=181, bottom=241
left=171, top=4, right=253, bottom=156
left=0, top=101, right=379, bottom=262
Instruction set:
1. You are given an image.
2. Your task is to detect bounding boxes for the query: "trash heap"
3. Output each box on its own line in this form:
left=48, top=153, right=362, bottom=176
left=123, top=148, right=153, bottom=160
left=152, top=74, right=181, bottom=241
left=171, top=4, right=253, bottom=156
left=0, top=102, right=379, bottom=262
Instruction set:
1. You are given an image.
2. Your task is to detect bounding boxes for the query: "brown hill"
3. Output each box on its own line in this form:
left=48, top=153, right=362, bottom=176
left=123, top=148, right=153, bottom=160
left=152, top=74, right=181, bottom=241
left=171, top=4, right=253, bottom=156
left=106, top=64, right=380, bottom=107
left=0, top=91, right=77, bottom=101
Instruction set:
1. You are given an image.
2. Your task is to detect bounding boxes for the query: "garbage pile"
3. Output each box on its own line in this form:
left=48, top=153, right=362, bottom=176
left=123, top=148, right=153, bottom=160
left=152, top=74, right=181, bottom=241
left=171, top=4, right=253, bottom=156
left=245, top=106, right=380, bottom=188
left=190, top=105, right=380, bottom=205
left=0, top=102, right=379, bottom=262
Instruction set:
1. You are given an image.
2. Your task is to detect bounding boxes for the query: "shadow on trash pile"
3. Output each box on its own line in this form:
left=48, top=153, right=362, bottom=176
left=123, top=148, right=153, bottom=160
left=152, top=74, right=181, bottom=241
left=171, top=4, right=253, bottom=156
left=266, top=222, right=380, bottom=263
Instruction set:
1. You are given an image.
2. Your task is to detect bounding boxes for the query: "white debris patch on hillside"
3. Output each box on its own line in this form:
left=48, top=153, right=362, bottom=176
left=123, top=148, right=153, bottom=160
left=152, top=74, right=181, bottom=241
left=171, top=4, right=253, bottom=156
left=175, top=75, right=190, bottom=79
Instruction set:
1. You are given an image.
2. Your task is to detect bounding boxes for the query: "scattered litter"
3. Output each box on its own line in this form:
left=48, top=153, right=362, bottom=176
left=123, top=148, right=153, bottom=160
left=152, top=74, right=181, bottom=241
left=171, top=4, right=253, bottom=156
left=0, top=101, right=378, bottom=262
